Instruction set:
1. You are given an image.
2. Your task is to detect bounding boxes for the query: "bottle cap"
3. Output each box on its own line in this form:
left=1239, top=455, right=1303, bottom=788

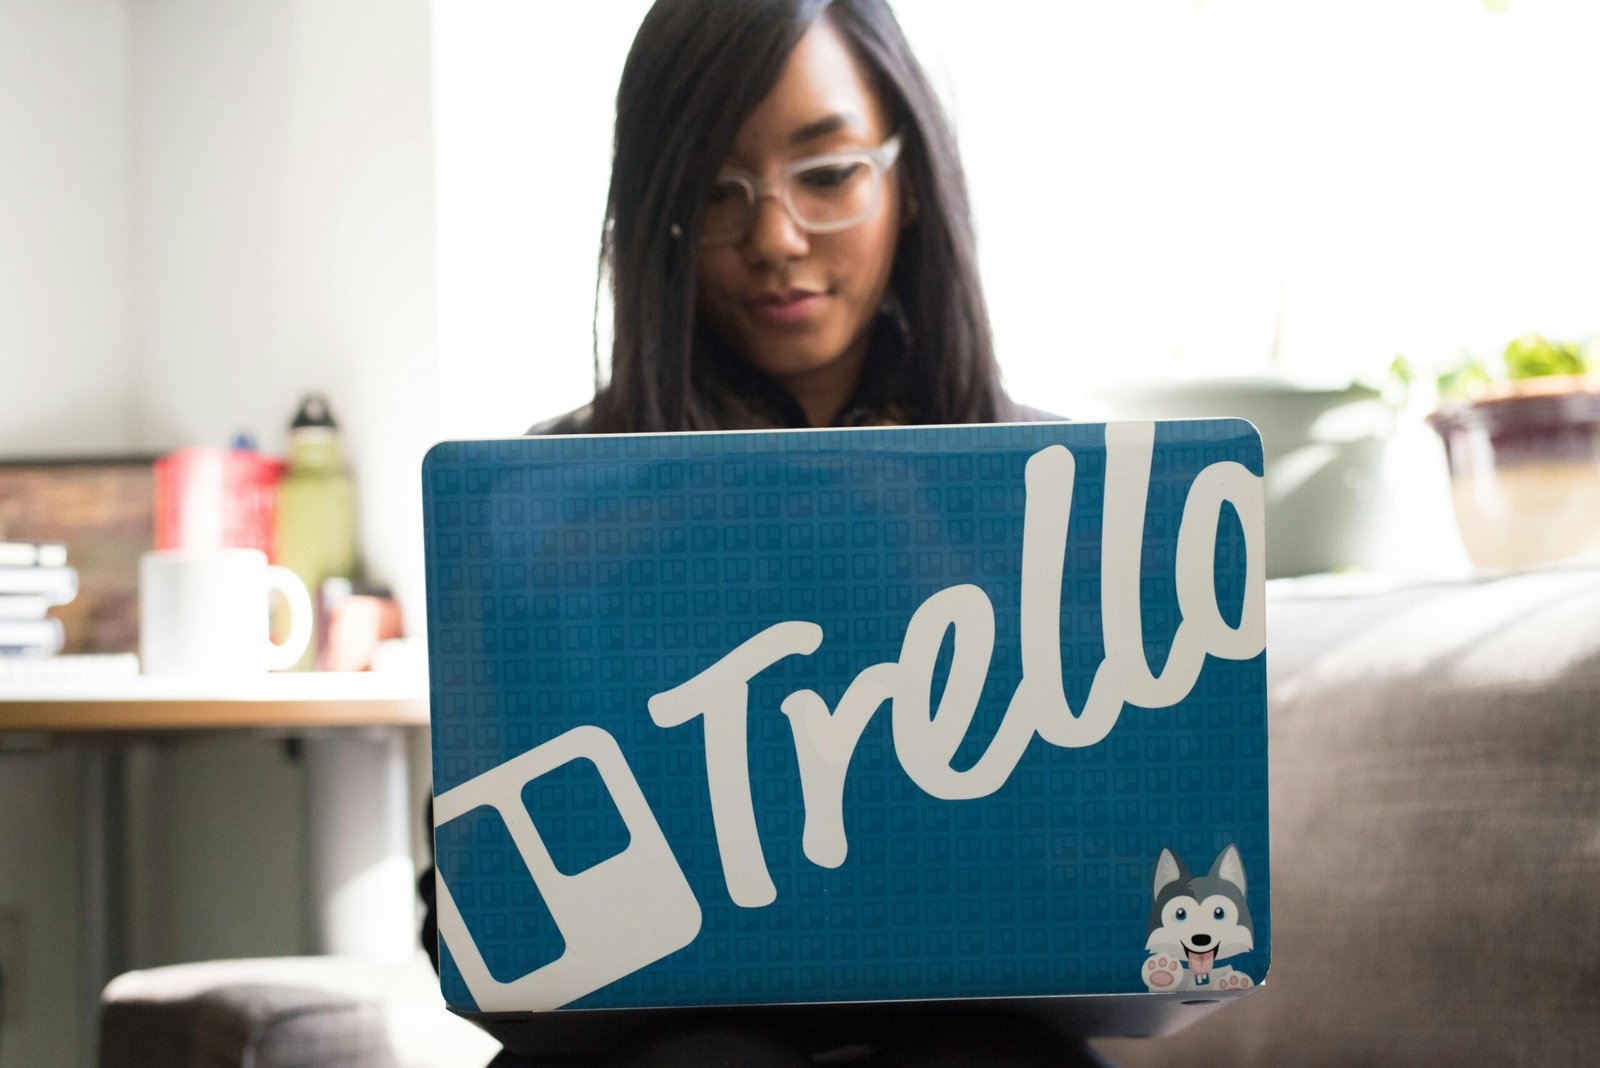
left=290, top=393, right=339, bottom=431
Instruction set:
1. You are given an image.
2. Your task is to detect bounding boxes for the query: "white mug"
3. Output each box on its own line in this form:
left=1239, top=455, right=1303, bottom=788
left=139, top=548, right=313, bottom=676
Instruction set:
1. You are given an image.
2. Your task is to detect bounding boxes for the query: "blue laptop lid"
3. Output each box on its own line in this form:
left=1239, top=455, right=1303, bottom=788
left=423, top=419, right=1269, bottom=1016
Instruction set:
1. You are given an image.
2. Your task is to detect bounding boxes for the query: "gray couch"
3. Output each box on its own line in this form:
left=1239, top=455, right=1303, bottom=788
left=100, top=567, right=1600, bottom=1067
left=1100, top=566, right=1600, bottom=1066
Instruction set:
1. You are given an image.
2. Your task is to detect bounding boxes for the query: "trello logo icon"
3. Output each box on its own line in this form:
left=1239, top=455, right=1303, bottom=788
left=433, top=726, right=701, bottom=1010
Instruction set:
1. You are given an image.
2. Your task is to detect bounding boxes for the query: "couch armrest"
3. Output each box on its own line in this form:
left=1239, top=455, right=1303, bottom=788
left=100, top=978, right=392, bottom=1068
left=99, top=955, right=499, bottom=1068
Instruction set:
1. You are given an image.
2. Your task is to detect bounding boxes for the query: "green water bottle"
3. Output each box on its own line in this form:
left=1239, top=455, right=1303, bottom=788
left=274, top=393, right=357, bottom=671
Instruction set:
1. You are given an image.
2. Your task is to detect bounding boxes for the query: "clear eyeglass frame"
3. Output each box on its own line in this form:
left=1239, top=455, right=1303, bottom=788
left=699, top=133, right=903, bottom=246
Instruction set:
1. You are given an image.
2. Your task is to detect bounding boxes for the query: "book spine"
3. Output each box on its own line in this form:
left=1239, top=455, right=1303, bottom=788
left=0, top=617, right=65, bottom=656
left=0, top=595, right=50, bottom=620
left=0, top=541, right=68, bottom=568
left=0, top=566, right=78, bottom=605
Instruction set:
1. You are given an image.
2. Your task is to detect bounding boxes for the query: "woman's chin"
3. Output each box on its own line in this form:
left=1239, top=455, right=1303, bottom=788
left=745, top=346, right=852, bottom=388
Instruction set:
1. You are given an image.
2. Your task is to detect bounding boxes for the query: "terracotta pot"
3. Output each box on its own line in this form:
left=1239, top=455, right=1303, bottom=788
left=1427, top=375, right=1600, bottom=570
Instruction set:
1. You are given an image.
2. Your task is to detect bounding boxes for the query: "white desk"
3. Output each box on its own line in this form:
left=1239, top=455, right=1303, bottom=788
left=0, top=673, right=430, bottom=1036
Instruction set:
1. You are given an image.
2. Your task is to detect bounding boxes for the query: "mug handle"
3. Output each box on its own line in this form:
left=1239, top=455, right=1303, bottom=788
left=265, top=565, right=315, bottom=671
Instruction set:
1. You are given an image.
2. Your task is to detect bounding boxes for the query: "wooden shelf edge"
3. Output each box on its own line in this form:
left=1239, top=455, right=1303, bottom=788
left=0, top=698, right=428, bottom=732
left=0, top=674, right=431, bottom=732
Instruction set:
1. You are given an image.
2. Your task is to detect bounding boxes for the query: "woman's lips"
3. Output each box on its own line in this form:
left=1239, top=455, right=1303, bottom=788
left=745, top=289, right=826, bottom=326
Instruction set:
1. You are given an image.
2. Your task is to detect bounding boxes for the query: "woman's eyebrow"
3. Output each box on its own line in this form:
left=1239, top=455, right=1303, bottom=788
left=789, top=112, right=862, bottom=146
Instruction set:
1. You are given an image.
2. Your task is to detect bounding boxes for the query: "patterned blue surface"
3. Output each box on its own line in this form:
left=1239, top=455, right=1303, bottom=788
left=424, top=420, right=1269, bottom=1011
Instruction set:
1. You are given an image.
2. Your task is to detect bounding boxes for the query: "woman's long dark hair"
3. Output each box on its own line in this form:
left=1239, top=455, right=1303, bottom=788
left=588, top=0, right=1009, bottom=432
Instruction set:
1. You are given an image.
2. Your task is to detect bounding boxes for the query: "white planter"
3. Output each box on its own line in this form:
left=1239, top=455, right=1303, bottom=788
left=1092, top=378, right=1390, bottom=579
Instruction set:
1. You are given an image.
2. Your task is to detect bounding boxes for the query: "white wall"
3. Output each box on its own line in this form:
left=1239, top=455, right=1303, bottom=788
left=0, top=0, right=136, bottom=457
left=430, top=0, right=652, bottom=440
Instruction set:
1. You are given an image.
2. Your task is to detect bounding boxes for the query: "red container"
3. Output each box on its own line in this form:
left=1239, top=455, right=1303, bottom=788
left=154, top=447, right=287, bottom=560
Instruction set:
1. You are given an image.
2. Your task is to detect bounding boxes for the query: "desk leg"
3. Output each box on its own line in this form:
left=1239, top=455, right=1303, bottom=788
left=303, top=730, right=414, bottom=962
left=80, top=743, right=125, bottom=1041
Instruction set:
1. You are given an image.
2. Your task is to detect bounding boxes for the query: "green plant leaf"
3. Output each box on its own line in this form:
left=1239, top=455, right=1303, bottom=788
left=1502, top=332, right=1589, bottom=380
left=1437, top=359, right=1492, bottom=400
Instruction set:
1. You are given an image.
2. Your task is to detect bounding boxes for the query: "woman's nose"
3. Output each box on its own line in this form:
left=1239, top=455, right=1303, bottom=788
left=742, top=194, right=809, bottom=266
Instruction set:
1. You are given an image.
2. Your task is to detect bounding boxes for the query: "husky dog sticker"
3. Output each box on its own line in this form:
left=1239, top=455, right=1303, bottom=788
left=1142, top=845, right=1255, bottom=993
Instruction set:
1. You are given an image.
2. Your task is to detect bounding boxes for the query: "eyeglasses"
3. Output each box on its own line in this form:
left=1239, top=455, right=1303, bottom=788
left=699, top=134, right=903, bottom=245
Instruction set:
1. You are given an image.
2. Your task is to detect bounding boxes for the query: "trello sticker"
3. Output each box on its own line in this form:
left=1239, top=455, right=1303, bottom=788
left=426, top=420, right=1270, bottom=1012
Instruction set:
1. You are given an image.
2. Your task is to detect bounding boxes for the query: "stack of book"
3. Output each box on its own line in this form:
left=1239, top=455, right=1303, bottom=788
left=0, top=540, right=77, bottom=657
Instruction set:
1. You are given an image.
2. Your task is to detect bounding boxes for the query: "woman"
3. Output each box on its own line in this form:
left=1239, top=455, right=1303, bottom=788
left=433, top=1, right=1096, bottom=1063
left=541, top=0, right=1020, bottom=435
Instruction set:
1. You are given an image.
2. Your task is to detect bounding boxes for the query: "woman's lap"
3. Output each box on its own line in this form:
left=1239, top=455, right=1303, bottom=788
left=486, top=1013, right=1112, bottom=1067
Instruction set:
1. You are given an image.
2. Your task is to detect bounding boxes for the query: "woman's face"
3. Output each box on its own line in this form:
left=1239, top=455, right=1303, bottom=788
left=694, top=21, right=904, bottom=426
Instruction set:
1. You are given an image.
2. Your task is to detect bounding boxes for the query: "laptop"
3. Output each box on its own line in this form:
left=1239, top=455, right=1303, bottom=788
left=422, top=419, right=1269, bottom=1055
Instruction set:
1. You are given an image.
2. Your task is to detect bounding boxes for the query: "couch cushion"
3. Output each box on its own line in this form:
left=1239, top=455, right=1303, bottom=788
left=1098, top=566, right=1600, bottom=1066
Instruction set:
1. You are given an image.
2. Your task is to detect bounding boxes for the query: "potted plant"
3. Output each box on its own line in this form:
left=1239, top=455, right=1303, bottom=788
left=1425, top=333, right=1600, bottom=570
